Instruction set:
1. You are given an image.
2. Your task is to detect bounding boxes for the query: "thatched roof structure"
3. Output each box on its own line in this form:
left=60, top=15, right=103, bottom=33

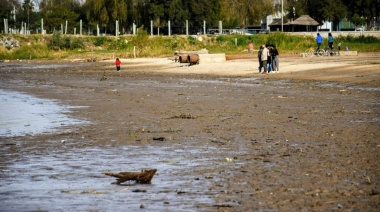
left=289, top=15, right=320, bottom=26
left=268, top=15, right=321, bottom=32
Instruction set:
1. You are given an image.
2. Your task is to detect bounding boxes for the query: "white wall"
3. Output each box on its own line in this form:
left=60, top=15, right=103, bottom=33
left=319, top=21, right=332, bottom=32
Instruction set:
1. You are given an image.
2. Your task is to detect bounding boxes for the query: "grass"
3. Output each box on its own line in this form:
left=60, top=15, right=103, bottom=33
left=1, top=32, right=379, bottom=60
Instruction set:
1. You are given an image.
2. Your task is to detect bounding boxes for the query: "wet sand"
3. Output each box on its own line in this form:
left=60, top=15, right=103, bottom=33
left=0, top=53, right=379, bottom=211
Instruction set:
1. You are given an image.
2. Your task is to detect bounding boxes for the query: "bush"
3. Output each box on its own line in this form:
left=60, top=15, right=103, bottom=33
left=130, top=27, right=150, bottom=56
left=216, top=36, right=227, bottom=42
left=94, top=37, right=108, bottom=46
left=108, top=37, right=130, bottom=50
left=48, top=32, right=84, bottom=50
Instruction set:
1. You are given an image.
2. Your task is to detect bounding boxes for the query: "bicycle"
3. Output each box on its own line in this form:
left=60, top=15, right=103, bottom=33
left=322, top=45, right=338, bottom=56
left=305, top=46, right=324, bottom=57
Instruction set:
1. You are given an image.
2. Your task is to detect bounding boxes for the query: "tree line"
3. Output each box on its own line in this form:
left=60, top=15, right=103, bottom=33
left=0, top=0, right=379, bottom=34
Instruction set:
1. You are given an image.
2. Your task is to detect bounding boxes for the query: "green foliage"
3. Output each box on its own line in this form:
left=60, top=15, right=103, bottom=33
left=1, top=33, right=380, bottom=60
left=48, top=32, right=84, bottom=50
left=216, top=36, right=227, bottom=42
left=8, top=44, right=50, bottom=60
left=84, top=0, right=127, bottom=34
left=228, top=36, right=245, bottom=46
left=94, top=37, right=109, bottom=46
left=39, top=0, right=80, bottom=31
left=108, top=38, right=130, bottom=50
left=71, top=37, right=84, bottom=49
left=130, top=28, right=150, bottom=56
left=187, top=36, right=196, bottom=45
left=99, top=76, right=107, bottom=81
left=0, top=49, right=10, bottom=60
left=166, top=35, right=185, bottom=50
left=336, top=34, right=379, bottom=44
left=48, top=32, right=63, bottom=50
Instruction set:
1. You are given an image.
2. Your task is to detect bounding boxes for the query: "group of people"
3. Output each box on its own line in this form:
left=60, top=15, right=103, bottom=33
left=316, top=32, right=341, bottom=52
left=116, top=33, right=343, bottom=74
left=257, top=44, right=279, bottom=74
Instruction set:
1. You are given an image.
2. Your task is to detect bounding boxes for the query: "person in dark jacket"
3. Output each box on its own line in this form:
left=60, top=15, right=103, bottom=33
left=271, top=45, right=279, bottom=72
left=267, top=45, right=272, bottom=73
left=257, top=46, right=263, bottom=73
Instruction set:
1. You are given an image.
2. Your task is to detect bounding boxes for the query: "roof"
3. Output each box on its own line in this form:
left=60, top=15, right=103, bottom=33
left=289, top=15, right=320, bottom=26
left=269, top=18, right=289, bottom=26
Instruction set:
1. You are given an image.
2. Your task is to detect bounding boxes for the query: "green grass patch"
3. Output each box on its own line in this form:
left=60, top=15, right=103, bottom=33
left=1, top=32, right=379, bottom=60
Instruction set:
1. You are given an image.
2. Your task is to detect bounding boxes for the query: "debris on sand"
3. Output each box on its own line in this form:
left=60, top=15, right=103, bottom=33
left=103, top=169, right=157, bottom=185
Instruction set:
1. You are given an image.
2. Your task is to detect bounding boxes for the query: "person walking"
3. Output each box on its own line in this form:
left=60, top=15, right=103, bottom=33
left=248, top=43, right=254, bottom=54
left=257, top=45, right=263, bottom=73
left=261, top=45, right=268, bottom=74
left=271, top=45, right=279, bottom=72
left=328, top=33, right=334, bottom=49
left=338, top=41, right=341, bottom=56
left=115, top=58, right=121, bottom=71
left=316, top=33, right=323, bottom=51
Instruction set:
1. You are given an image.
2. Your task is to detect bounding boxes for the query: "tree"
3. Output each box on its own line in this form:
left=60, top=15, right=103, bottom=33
left=0, top=0, right=20, bottom=20
left=344, top=0, right=379, bottom=29
left=318, top=0, right=347, bottom=30
left=21, top=0, right=34, bottom=32
left=84, top=0, right=127, bottom=34
left=187, top=0, right=221, bottom=33
left=149, top=1, right=165, bottom=28
left=351, top=14, right=366, bottom=30
left=221, top=0, right=273, bottom=31
left=38, top=0, right=80, bottom=33
left=127, top=0, right=149, bottom=29
left=168, top=0, right=189, bottom=27
left=0, top=0, right=21, bottom=31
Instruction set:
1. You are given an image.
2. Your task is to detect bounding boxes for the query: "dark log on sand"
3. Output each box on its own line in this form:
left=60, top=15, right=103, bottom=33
left=103, top=169, right=157, bottom=184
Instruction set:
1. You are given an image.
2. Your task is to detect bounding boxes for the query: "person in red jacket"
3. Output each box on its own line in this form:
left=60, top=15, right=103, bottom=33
left=115, top=58, right=121, bottom=71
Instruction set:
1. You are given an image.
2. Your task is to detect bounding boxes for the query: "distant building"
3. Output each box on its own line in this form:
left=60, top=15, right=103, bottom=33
left=269, top=15, right=320, bottom=32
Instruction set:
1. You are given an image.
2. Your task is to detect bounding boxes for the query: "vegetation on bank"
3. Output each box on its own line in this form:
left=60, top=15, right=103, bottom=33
left=1, top=30, right=380, bottom=60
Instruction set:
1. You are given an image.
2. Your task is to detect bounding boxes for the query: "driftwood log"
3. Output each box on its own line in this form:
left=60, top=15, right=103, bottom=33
left=103, top=169, right=157, bottom=184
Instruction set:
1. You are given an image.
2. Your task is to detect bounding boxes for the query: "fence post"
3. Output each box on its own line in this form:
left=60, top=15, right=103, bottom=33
left=65, top=20, right=68, bottom=34
left=186, top=20, right=188, bottom=36
left=115, top=20, right=118, bottom=37
left=204, top=20, right=206, bottom=35
left=219, top=21, right=222, bottom=35
left=150, top=20, right=153, bottom=36
left=168, top=20, right=171, bottom=36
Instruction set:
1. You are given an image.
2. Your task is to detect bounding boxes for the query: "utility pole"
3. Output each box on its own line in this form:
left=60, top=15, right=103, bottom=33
left=281, top=0, right=283, bottom=32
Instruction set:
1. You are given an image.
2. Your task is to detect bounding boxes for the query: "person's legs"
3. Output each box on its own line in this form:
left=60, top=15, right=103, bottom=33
left=317, top=43, right=321, bottom=51
left=272, top=57, right=277, bottom=72
left=262, top=60, right=267, bottom=73
left=275, top=56, right=279, bottom=72
left=259, top=60, right=263, bottom=72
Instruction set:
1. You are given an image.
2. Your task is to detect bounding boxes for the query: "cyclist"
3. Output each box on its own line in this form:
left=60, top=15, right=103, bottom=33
left=328, top=32, right=334, bottom=49
left=316, top=33, right=323, bottom=51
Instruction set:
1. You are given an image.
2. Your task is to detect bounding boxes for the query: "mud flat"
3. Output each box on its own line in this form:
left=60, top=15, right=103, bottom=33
left=0, top=53, right=379, bottom=211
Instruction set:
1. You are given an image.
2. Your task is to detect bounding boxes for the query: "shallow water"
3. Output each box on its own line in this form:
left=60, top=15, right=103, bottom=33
left=0, top=143, right=245, bottom=211
left=0, top=89, right=88, bottom=137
